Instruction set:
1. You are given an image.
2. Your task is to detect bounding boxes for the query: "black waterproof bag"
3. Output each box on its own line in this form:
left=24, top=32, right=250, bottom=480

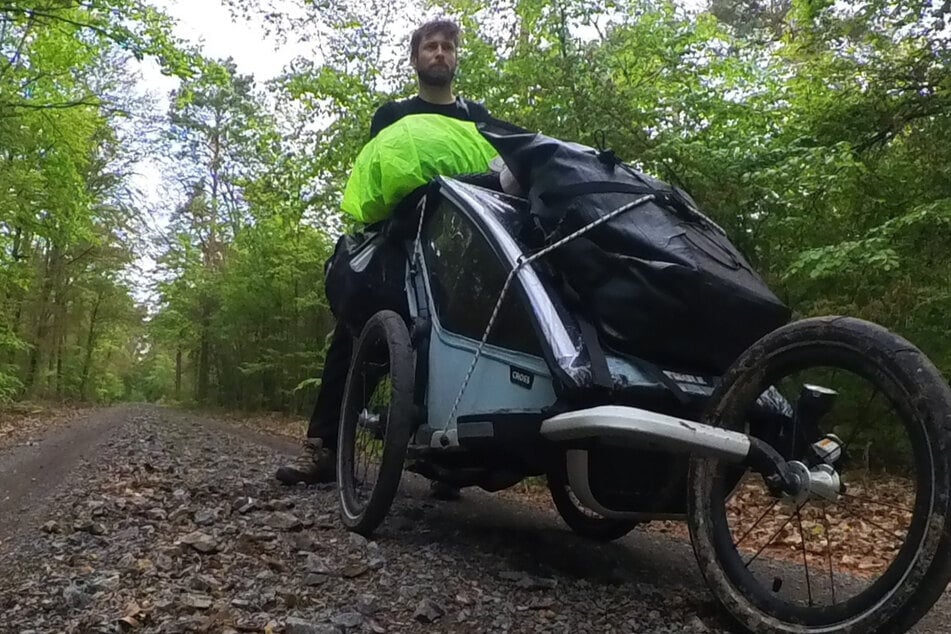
left=324, top=228, right=408, bottom=334
left=478, top=120, right=791, bottom=374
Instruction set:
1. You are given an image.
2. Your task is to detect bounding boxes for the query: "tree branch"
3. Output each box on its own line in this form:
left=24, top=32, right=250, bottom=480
left=0, top=9, right=37, bottom=81
left=0, top=5, right=127, bottom=47
left=0, top=98, right=102, bottom=117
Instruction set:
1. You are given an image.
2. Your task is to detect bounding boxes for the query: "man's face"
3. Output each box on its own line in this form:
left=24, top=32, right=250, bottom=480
left=411, top=31, right=457, bottom=87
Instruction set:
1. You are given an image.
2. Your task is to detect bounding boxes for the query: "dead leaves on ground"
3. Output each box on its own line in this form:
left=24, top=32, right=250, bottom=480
left=0, top=402, right=92, bottom=450
left=504, top=471, right=916, bottom=584
left=722, top=474, right=915, bottom=580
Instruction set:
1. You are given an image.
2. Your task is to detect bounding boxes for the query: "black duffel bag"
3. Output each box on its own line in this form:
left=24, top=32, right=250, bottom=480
left=324, top=226, right=408, bottom=334
left=478, top=120, right=791, bottom=374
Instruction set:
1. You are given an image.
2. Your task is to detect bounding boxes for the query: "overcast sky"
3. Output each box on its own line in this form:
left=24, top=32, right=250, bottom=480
left=129, top=0, right=307, bottom=235
left=146, top=0, right=305, bottom=83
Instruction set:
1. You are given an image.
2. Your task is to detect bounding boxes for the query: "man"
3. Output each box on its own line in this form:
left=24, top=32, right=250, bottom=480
left=275, top=19, right=491, bottom=498
left=369, top=20, right=490, bottom=138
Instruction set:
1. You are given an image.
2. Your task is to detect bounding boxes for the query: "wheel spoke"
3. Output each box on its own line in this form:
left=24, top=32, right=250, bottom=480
left=358, top=372, right=370, bottom=488
left=795, top=506, right=814, bottom=606
left=822, top=507, right=837, bottom=605
left=362, top=430, right=374, bottom=490
left=355, top=430, right=365, bottom=492
left=734, top=496, right=782, bottom=549
left=363, top=426, right=377, bottom=490
left=837, top=498, right=907, bottom=542
left=356, top=414, right=369, bottom=483
left=360, top=434, right=374, bottom=497
left=839, top=492, right=913, bottom=515
left=354, top=371, right=390, bottom=502
left=744, top=502, right=807, bottom=569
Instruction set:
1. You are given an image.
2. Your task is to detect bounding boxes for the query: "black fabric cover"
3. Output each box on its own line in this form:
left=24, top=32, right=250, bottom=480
left=478, top=120, right=791, bottom=374
left=324, top=228, right=408, bottom=334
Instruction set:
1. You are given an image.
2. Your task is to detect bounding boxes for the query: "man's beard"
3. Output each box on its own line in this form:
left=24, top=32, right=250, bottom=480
left=417, top=64, right=455, bottom=88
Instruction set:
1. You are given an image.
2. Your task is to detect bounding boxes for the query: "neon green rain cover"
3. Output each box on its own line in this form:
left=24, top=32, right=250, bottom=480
left=341, top=113, right=499, bottom=224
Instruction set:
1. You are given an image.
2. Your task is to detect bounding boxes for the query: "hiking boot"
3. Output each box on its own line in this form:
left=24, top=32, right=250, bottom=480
left=275, top=438, right=336, bottom=485
left=430, top=480, right=461, bottom=501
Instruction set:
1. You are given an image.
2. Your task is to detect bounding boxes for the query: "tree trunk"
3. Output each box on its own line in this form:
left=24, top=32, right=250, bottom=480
left=197, top=306, right=211, bottom=403
left=79, top=290, right=103, bottom=401
left=55, top=328, right=63, bottom=399
left=25, top=243, right=57, bottom=392
left=175, top=344, right=182, bottom=401
left=5, top=227, right=30, bottom=370
left=11, top=226, right=22, bottom=262
left=52, top=291, right=69, bottom=399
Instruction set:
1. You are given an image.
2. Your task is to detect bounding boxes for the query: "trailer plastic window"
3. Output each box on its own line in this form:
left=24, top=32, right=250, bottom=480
left=423, top=200, right=542, bottom=357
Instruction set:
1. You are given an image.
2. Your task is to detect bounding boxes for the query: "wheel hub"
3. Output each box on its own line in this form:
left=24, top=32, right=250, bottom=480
left=786, top=460, right=843, bottom=503
left=358, top=408, right=383, bottom=437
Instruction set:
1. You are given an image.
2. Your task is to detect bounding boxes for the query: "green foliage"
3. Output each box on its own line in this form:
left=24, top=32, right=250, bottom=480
left=4, top=0, right=951, bottom=415
left=0, top=1, right=196, bottom=403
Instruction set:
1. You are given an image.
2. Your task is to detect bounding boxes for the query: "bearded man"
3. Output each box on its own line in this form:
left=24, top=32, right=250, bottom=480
left=275, top=19, right=491, bottom=503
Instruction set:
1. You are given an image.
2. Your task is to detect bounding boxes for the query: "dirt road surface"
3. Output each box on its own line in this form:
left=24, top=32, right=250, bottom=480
left=0, top=404, right=947, bottom=633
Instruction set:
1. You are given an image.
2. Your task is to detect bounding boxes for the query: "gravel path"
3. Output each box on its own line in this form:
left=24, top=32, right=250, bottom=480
left=0, top=404, right=947, bottom=634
